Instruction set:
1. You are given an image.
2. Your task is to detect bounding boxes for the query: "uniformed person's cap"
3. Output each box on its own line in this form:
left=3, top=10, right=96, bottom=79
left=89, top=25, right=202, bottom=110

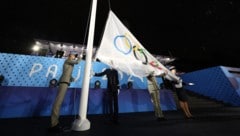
left=69, top=51, right=78, bottom=57
left=168, top=66, right=176, bottom=70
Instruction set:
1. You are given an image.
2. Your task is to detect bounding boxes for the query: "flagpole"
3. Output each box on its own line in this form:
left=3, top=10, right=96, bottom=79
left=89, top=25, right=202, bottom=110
left=71, top=0, right=97, bottom=131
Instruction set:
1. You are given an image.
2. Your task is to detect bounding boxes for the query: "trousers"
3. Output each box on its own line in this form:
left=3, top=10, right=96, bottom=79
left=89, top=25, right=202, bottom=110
left=149, top=91, right=164, bottom=118
left=50, top=83, right=68, bottom=127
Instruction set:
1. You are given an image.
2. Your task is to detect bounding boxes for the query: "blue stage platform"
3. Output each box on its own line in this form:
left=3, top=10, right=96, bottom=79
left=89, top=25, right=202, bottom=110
left=0, top=87, right=176, bottom=118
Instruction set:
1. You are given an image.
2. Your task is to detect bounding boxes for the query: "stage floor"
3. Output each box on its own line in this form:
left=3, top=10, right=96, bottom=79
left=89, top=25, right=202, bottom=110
left=1, top=107, right=240, bottom=136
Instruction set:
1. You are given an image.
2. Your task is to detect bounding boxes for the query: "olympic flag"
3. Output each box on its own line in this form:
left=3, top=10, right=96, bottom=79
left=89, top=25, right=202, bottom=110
left=95, top=10, right=179, bottom=81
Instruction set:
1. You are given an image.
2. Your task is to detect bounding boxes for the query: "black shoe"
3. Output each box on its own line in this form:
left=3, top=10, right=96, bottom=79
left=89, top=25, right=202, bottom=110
left=104, top=120, right=113, bottom=125
left=113, top=120, right=119, bottom=125
left=190, top=116, right=195, bottom=119
left=157, top=117, right=166, bottom=121
left=185, top=116, right=194, bottom=120
left=48, top=124, right=63, bottom=133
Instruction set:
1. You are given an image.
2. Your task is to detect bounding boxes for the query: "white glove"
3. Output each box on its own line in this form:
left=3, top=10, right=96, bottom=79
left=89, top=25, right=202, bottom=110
left=177, top=79, right=183, bottom=84
left=90, top=70, right=95, bottom=77
left=188, top=82, right=195, bottom=86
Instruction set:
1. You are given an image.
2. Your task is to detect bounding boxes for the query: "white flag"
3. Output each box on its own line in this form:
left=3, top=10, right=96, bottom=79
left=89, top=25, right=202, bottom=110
left=95, top=10, right=179, bottom=81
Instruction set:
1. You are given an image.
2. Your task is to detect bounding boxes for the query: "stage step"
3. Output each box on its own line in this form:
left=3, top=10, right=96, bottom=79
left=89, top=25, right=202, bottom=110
left=171, top=90, right=225, bottom=109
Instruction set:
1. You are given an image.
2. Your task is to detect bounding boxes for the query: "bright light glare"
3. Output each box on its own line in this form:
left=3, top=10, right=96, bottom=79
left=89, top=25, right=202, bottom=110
left=32, top=45, right=40, bottom=51
left=35, top=41, right=41, bottom=45
left=188, top=83, right=195, bottom=86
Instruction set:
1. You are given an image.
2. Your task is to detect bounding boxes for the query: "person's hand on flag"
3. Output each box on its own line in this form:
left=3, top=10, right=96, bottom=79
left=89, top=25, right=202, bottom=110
left=90, top=68, right=95, bottom=78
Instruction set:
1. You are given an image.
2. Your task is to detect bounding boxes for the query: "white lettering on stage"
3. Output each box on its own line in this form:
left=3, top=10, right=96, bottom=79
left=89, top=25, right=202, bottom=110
left=29, top=63, right=43, bottom=77
left=46, top=64, right=58, bottom=78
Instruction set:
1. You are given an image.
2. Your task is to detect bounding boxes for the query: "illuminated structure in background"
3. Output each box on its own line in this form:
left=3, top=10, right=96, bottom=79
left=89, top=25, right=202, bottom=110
left=31, top=39, right=97, bottom=58
left=30, top=39, right=175, bottom=62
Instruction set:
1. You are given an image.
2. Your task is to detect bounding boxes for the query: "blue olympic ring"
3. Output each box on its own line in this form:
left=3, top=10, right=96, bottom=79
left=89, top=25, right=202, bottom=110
left=114, top=35, right=132, bottom=55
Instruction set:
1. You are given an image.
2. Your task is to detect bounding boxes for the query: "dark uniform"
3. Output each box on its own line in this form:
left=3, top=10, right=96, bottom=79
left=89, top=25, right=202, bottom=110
left=94, top=68, right=120, bottom=123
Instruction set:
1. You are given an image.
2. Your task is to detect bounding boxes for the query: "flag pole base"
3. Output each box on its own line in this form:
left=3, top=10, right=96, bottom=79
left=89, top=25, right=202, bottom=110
left=71, top=118, right=90, bottom=131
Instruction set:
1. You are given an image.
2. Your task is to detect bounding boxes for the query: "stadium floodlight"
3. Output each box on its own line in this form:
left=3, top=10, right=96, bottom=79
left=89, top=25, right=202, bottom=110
left=32, top=45, right=40, bottom=52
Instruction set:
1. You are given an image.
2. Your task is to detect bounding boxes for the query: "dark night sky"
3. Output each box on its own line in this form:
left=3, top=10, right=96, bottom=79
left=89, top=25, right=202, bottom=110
left=1, top=0, right=240, bottom=72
